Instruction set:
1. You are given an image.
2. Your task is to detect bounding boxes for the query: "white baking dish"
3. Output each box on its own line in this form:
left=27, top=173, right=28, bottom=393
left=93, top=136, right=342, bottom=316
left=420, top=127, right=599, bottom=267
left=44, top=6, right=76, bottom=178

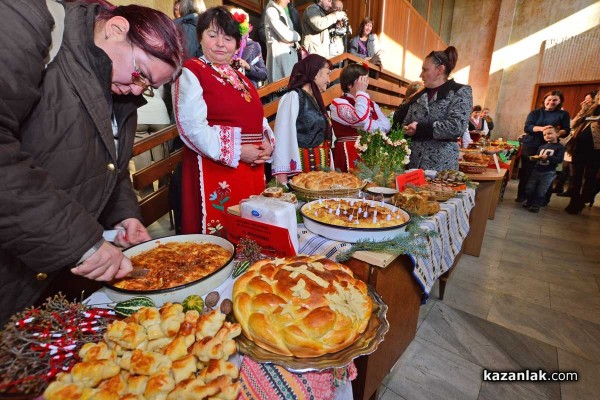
left=103, top=234, right=235, bottom=305
left=300, top=198, right=411, bottom=243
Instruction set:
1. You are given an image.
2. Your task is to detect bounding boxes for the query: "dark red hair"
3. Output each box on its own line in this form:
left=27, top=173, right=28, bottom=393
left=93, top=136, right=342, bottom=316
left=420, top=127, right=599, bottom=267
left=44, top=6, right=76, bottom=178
left=77, top=1, right=184, bottom=78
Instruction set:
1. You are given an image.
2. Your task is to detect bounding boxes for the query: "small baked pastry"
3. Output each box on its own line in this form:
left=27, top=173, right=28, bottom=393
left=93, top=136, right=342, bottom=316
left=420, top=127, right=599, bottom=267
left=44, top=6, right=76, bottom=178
left=233, top=255, right=372, bottom=358
left=262, top=186, right=283, bottom=197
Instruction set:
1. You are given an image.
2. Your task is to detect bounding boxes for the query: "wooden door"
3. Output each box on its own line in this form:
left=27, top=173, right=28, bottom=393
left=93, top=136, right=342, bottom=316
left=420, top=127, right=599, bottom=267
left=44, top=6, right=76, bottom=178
left=533, top=81, right=600, bottom=119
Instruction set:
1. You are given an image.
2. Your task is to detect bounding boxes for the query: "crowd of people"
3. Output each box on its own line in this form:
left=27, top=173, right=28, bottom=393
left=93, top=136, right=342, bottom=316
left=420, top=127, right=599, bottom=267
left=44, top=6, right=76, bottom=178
left=1, top=0, right=597, bottom=324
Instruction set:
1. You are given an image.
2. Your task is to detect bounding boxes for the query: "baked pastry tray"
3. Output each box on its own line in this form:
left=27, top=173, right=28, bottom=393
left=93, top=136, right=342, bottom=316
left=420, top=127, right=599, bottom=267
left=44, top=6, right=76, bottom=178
left=235, top=285, right=389, bottom=373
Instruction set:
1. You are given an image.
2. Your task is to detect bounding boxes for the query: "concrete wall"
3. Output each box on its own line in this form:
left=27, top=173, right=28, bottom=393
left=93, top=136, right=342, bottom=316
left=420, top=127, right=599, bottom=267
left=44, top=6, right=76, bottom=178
left=450, top=0, right=600, bottom=140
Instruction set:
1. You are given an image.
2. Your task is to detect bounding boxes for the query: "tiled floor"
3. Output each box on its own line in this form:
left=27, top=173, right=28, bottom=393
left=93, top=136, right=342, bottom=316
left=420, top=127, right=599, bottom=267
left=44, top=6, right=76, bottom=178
left=378, top=180, right=600, bottom=400
left=145, top=180, right=600, bottom=400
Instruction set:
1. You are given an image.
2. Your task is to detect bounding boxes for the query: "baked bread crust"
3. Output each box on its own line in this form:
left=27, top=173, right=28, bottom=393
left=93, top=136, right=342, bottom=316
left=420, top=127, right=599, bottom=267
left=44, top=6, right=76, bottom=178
left=232, top=255, right=372, bottom=358
left=290, top=171, right=362, bottom=190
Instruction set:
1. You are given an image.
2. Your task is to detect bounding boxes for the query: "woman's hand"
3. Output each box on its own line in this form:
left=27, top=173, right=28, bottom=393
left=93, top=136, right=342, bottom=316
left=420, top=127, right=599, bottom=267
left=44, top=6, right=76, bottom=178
left=351, top=75, right=369, bottom=95
left=275, top=174, right=288, bottom=184
left=237, top=58, right=251, bottom=71
left=533, top=125, right=553, bottom=132
left=71, top=241, right=132, bottom=281
left=257, top=138, right=273, bottom=160
left=241, top=144, right=266, bottom=166
left=114, top=218, right=151, bottom=248
left=581, top=98, right=593, bottom=111
left=404, top=121, right=418, bottom=136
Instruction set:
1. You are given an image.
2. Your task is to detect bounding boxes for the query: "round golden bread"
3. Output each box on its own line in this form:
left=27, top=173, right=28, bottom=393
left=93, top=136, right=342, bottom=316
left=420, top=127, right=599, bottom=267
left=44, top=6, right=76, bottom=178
left=290, top=171, right=362, bottom=190
left=232, top=255, right=372, bottom=358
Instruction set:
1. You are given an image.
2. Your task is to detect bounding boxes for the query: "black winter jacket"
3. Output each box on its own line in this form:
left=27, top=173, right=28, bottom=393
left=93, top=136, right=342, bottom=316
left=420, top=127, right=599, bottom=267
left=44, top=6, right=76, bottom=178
left=0, top=0, right=144, bottom=323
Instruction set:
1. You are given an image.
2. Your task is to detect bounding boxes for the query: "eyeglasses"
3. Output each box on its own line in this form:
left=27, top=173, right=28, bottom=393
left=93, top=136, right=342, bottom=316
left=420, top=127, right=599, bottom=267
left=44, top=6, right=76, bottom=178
left=131, top=44, right=154, bottom=97
left=428, top=51, right=444, bottom=67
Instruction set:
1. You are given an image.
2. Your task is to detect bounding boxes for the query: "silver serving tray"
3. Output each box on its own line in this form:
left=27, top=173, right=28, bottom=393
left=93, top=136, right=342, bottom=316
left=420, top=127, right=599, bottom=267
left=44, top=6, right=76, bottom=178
left=235, top=285, right=389, bottom=373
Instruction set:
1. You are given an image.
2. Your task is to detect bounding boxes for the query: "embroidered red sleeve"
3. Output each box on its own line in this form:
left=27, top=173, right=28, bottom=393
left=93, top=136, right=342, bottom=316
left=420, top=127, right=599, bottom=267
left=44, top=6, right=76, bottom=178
left=218, top=125, right=236, bottom=166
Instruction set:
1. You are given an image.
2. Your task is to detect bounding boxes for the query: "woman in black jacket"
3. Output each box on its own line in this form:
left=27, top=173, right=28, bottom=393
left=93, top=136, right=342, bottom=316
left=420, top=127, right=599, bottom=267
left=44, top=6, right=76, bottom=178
left=517, top=90, right=570, bottom=202
left=0, top=0, right=183, bottom=323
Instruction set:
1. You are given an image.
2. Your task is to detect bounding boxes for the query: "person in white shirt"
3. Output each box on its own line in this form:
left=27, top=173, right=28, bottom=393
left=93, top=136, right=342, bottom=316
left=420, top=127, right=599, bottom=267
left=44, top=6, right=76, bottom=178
left=329, top=63, right=390, bottom=171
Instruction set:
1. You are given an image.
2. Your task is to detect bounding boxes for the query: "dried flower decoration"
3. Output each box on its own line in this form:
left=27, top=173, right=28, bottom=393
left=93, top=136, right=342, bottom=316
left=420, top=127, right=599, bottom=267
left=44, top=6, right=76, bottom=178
left=230, top=8, right=251, bottom=36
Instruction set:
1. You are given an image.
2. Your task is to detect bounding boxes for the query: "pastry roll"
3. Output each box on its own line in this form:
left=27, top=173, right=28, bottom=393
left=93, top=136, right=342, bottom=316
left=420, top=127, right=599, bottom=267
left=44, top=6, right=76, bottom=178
left=105, top=321, right=148, bottom=350
left=159, top=303, right=185, bottom=337
left=197, top=359, right=238, bottom=382
left=162, top=335, right=189, bottom=361
left=195, top=310, right=226, bottom=340
left=70, top=359, right=120, bottom=388
left=171, top=354, right=197, bottom=383
left=129, top=349, right=172, bottom=376
left=166, top=376, right=220, bottom=400
left=79, top=342, right=117, bottom=362
left=145, top=372, right=175, bottom=400
left=126, top=374, right=148, bottom=395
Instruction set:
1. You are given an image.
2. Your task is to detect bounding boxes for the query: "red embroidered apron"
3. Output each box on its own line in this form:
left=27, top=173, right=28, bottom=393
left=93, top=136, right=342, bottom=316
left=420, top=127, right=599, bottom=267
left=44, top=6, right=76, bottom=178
left=331, top=95, right=379, bottom=172
left=180, top=59, right=265, bottom=235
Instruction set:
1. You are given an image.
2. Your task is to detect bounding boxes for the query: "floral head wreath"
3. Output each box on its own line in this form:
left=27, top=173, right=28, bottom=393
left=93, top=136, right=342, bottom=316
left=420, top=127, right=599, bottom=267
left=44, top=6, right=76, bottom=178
left=362, top=62, right=370, bottom=71
left=230, top=8, right=251, bottom=36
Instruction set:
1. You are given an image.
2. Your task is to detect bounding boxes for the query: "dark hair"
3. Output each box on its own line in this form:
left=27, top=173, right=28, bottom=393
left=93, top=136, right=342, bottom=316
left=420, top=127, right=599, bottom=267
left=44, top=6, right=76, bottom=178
left=197, top=6, right=242, bottom=49
left=587, top=90, right=598, bottom=99
left=179, top=0, right=205, bottom=17
left=359, top=17, right=374, bottom=37
left=472, top=105, right=482, bottom=112
left=340, top=63, right=368, bottom=93
left=94, top=4, right=184, bottom=77
left=288, top=54, right=333, bottom=139
left=427, top=46, right=458, bottom=76
left=541, top=90, right=564, bottom=110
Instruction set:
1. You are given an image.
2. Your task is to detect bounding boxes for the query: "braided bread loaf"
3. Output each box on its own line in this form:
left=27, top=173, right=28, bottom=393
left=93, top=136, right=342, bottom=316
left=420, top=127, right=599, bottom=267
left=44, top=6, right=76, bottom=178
left=290, top=171, right=363, bottom=190
left=232, top=255, right=372, bottom=358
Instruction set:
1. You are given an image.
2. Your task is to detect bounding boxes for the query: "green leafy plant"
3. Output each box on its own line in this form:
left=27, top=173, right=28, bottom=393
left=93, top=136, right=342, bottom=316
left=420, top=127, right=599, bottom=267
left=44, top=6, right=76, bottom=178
left=354, top=127, right=411, bottom=187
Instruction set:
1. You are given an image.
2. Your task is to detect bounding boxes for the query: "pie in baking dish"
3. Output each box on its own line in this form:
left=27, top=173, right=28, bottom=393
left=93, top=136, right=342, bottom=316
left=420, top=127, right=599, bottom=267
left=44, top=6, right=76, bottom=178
left=302, top=198, right=409, bottom=228
left=111, top=242, right=232, bottom=291
left=232, top=255, right=372, bottom=358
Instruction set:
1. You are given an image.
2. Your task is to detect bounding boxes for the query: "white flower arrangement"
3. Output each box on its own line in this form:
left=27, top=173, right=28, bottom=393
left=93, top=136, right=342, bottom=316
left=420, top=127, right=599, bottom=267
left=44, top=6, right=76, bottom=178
left=354, top=127, right=411, bottom=187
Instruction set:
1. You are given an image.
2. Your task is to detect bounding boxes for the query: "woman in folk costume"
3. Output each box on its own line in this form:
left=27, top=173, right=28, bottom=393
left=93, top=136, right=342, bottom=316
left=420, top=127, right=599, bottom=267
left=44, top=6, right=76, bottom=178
left=174, top=6, right=274, bottom=235
left=329, top=63, right=391, bottom=172
left=272, top=54, right=334, bottom=184
left=467, top=105, right=488, bottom=143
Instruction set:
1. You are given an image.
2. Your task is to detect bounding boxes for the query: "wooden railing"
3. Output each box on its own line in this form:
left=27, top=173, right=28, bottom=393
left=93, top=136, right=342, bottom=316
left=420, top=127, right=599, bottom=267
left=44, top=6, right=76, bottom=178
left=132, top=53, right=409, bottom=227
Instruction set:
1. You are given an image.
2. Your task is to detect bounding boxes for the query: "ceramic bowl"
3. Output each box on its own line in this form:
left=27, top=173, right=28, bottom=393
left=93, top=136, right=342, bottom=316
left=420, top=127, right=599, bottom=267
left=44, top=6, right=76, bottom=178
left=103, top=234, right=235, bottom=305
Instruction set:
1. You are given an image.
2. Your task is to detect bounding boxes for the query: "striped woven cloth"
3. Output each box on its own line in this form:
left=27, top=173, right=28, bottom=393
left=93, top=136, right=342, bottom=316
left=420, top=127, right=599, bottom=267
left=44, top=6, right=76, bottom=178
left=238, top=358, right=357, bottom=400
left=298, top=189, right=476, bottom=301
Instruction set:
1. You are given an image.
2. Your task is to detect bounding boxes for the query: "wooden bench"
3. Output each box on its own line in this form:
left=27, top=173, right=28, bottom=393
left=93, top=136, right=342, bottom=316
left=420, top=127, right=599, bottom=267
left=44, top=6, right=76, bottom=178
left=132, top=53, right=410, bottom=227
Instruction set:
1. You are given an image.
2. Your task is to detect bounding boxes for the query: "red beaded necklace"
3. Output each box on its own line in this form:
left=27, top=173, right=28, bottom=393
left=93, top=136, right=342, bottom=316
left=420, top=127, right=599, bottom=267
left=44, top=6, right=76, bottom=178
left=203, top=57, right=252, bottom=102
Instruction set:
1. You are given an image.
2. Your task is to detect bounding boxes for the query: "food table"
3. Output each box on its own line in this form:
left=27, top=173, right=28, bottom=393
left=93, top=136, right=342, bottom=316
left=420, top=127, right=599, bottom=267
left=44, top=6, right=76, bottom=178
left=462, top=168, right=507, bottom=256
left=297, top=189, right=475, bottom=400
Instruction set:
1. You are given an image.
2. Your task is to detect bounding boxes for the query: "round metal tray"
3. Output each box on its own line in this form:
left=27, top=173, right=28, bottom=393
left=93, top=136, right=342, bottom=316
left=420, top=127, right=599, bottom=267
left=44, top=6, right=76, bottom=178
left=235, top=285, right=389, bottom=373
